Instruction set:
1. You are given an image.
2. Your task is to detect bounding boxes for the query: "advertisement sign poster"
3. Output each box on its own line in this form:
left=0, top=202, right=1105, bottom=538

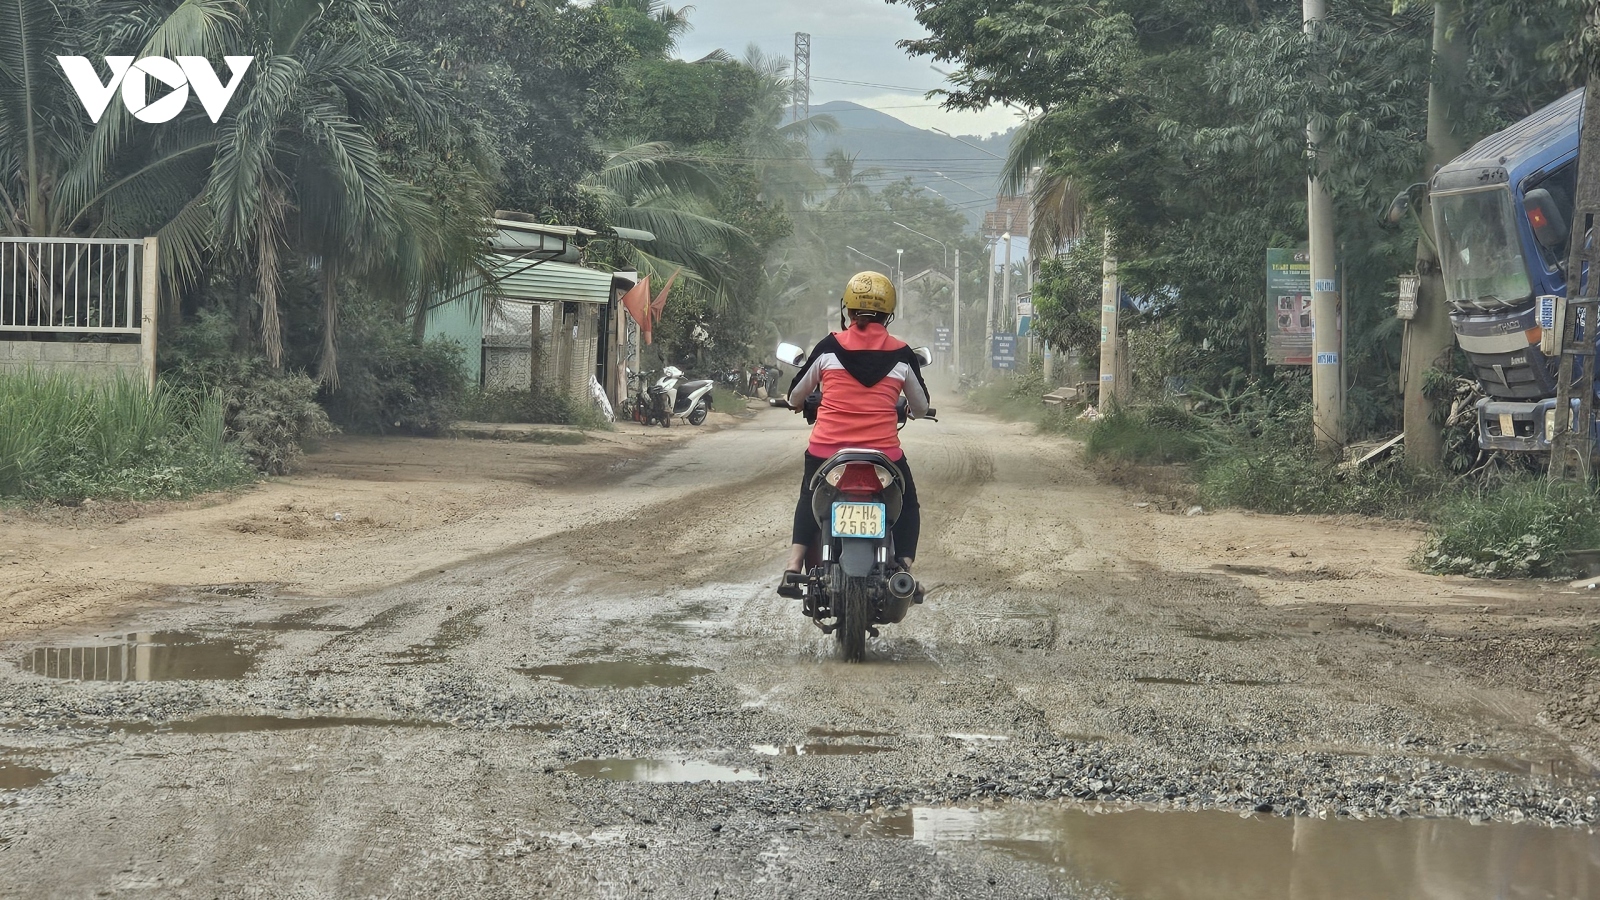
left=991, top=333, right=1017, bottom=370
left=1266, top=249, right=1313, bottom=366
left=933, top=326, right=952, bottom=350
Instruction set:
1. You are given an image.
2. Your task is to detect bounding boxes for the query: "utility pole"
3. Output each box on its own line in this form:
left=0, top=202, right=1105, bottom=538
left=1099, top=229, right=1120, bottom=405
left=1401, top=0, right=1466, bottom=471
left=953, top=248, right=962, bottom=377
left=985, top=237, right=997, bottom=352
left=1304, top=0, right=1343, bottom=459
left=1000, top=231, right=1013, bottom=335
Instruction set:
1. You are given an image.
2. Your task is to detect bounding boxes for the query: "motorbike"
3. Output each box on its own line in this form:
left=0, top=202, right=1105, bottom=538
left=769, top=341, right=937, bottom=662
left=649, top=365, right=715, bottom=427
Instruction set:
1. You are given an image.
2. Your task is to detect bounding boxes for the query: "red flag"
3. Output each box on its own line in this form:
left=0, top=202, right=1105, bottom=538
left=650, top=269, right=680, bottom=324
left=620, top=275, right=651, bottom=330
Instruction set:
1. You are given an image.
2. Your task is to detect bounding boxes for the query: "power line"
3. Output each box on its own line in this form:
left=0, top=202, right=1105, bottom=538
left=812, top=77, right=932, bottom=94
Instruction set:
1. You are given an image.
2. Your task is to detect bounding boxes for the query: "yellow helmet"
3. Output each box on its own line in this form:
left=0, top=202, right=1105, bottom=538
left=842, top=271, right=897, bottom=316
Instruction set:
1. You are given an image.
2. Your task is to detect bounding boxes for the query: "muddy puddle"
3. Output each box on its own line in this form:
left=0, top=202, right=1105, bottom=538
left=19, top=632, right=257, bottom=681
left=565, top=758, right=761, bottom=783
left=751, top=742, right=893, bottom=756
left=841, top=804, right=1600, bottom=899
left=514, top=658, right=711, bottom=689
left=115, top=715, right=448, bottom=735
left=0, top=758, right=56, bottom=791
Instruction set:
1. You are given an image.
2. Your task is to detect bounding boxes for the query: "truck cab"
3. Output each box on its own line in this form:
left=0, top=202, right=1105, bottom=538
left=1430, top=88, right=1586, bottom=452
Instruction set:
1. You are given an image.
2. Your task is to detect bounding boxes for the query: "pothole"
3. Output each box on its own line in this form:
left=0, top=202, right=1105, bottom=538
left=0, top=757, right=56, bottom=791
left=564, top=758, right=761, bottom=783
left=807, top=727, right=895, bottom=740
left=751, top=742, right=893, bottom=756
left=514, top=658, right=711, bottom=689
left=19, top=632, right=258, bottom=681
left=835, top=803, right=1600, bottom=897
left=110, top=715, right=449, bottom=735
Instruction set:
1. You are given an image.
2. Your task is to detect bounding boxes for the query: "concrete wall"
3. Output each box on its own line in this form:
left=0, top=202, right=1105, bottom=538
left=0, top=340, right=148, bottom=383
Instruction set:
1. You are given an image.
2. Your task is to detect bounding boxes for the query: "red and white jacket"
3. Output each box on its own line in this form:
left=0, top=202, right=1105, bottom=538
left=786, top=323, right=930, bottom=460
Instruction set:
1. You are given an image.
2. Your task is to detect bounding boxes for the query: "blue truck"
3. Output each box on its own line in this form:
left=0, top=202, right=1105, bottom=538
left=1429, top=87, right=1589, bottom=453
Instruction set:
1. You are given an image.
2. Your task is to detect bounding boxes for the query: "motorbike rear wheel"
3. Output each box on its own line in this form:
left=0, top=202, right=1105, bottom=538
left=836, top=576, right=870, bottom=663
left=688, top=398, right=709, bottom=426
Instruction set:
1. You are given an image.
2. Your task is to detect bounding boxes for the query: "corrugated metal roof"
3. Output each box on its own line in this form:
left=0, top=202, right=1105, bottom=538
left=487, top=257, right=613, bottom=305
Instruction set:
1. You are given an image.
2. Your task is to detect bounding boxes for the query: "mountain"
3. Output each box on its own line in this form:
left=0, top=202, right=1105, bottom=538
left=807, top=101, right=1015, bottom=230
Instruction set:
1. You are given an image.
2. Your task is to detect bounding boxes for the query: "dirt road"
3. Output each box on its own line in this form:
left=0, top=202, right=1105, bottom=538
left=3, top=407, right=1599, bottom=898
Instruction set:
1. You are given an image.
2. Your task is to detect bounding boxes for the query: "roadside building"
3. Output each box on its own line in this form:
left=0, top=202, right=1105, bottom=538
left=423, top=214, right=649, bottom=408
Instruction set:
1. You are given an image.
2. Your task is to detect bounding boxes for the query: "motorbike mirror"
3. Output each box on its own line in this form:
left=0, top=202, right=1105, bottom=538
left=1524, top=188, right=1571, bottom=253
left=775, top=342, right=806, bottom=367
left=913, top=347, right=933, bottom=367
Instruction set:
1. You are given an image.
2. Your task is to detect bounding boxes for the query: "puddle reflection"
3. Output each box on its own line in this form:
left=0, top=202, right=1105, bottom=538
left=19, top=632, right=256, bottom=681
left=751, top=742, right=893, bottom=757
left=565, top=758, right=760, bottom=783
left=844, top=804, right=1600, bottom=899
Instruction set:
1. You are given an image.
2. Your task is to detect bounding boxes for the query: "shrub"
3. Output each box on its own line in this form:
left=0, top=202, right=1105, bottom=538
left=1418, top=480, right=1600, bottom=579
left=322, top=336, right=468, bottom=435
left=0, top=371, right=253, bottom=502
left=460, top=387, right=611, bottom=429
left=1083, top=404, right=1209, bottom=465
left=162, top=310, right=334, bottom=474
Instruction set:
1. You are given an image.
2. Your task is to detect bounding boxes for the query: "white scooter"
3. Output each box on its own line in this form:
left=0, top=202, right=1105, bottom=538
left=647, top=366, right=715, bottom=427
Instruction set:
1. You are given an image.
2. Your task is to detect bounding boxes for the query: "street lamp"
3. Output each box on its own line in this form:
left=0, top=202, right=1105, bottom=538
left=845, top=245, right=892, bottom=273
left=893, top=221, right=947, bottom=269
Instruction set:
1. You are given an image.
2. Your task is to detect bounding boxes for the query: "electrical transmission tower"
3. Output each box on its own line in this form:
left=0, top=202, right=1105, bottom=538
left=792, top=32, right=811, bottom=145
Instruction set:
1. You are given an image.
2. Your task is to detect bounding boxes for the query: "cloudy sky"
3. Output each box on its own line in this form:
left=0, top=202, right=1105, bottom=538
left=671, top=0, right=1024, bottom=138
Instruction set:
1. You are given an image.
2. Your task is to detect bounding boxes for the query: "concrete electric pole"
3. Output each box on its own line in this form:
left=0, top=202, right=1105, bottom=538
left=1401, top=0, right=1466, bottom=471
left=1304, top=0, right=1344, bottom=458
left=1099, top=229, right=1121, bottom=405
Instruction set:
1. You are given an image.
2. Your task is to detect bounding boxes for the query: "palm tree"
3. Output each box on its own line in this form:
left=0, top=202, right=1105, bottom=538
left=202, top=0, right=489, bottom=382
left=1, top=0, right=232, bottom=240
left=1000, top=115, right=1089, bottom=254
left=738, top=44, right=836, bottom=208
left=583, top=141, right=752, bottom=307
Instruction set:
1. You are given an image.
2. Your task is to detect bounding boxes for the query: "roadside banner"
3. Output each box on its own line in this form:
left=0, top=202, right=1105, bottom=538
left=1267, top=249, right=1312, bottom=366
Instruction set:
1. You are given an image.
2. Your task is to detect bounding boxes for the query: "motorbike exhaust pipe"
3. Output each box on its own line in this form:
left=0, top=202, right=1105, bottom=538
left=887, top=571, right=918, bottom=601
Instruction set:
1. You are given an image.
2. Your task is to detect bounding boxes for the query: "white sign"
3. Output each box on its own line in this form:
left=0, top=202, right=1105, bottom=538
left=1314, top=279, right=1337, bottom=293
left=1017, top=300, right=1033, bottom=318
left=58, top=56, right=254, bottom=123
left=1316, top=352, right=1339, bottom=365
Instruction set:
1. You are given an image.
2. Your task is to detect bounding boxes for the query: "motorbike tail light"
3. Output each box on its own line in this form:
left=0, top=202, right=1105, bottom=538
left=827, top=463, right=893, bottom=492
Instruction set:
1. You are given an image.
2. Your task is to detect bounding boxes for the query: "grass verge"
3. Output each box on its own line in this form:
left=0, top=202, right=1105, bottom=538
left=0, top=370, right=255, bottom=503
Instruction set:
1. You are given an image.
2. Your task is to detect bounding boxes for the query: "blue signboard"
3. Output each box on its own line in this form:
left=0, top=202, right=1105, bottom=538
left=991, top=333, right=1017, bottom=370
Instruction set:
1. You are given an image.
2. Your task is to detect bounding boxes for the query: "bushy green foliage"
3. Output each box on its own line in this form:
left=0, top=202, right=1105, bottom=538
left=1083, top=405, right=1209, bottom=465
left=460, top=388, right=611, bottom=430
left=163, top=311, right=334, bottom=475
left=1199, top=451, right=1440, bottom=518
left=0, top=371, right=252, bottom=502
left=318, top=310, right=468, bottom=436
left=1418, top=481, right=1600, bottom=579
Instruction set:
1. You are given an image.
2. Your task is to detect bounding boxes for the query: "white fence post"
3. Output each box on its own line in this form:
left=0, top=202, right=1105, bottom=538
left=140, top=237, right=159, bottom=390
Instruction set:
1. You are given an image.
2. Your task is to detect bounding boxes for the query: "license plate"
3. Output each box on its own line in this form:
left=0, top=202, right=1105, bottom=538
left=1499, top=413, right=1515, bottom=436
left=831, top=502, right=886, bottom=539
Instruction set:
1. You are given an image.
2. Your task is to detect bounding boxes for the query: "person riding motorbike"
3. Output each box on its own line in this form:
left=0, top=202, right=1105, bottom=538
left=778, top=271, right=930, bottom=597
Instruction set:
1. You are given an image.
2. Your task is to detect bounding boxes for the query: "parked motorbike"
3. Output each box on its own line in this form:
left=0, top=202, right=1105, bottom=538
left=649, top=365, right=714, bottom=427
left=769, top=341, right=937, bottom=662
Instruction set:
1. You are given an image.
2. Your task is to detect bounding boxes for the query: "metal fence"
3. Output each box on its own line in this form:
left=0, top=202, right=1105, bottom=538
left=0, top=236, right=147, bottom=334
left=0, top=236, right=159, bottom=387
